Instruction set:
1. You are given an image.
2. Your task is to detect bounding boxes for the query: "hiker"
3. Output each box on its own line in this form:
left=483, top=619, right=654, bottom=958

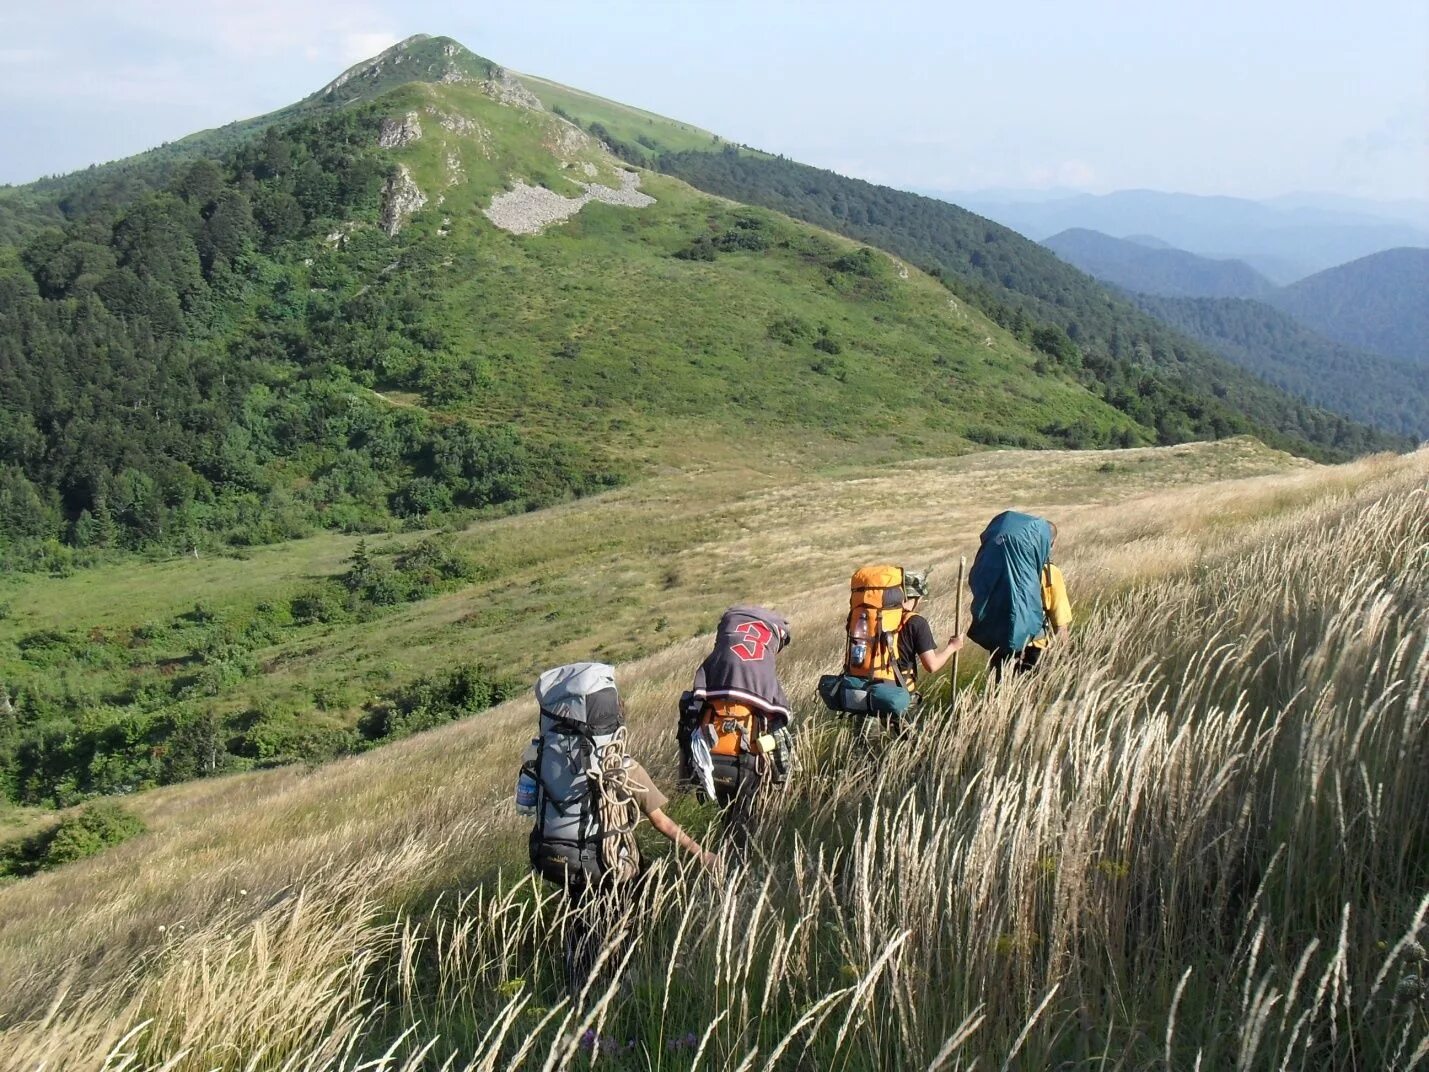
left=818, top=565, right=959, bottom=732
left=966, top=513, right=1072, bottom=680
left=677, top=604, right=793, bottom=812
left=520, top=662, right=716, bottom=992
left=896, top=568, right=964, bottom=688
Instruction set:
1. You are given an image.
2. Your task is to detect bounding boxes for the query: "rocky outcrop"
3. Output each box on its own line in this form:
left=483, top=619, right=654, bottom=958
left=380, top=165, right=427, bottom=236
left=378, top=112, right=423, bottom=149
left=483, top=170, right=655, bottom=235
left=426, top=110, right=493, bottom=159
left=478, top=68, right=544, bottom=110
left=433, top=110, right=480, bottom=136
left=551, top=120, right=593, bottom=157
left=443, top=149, right=465, bottom=190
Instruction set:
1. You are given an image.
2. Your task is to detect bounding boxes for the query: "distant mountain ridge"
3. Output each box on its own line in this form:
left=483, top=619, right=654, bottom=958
left=1044, top=229, right=1275, bottom=299
left=949, top=188, right=1429, bottom=283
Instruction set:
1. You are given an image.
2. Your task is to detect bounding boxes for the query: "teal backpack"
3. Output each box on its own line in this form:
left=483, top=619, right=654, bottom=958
left=967, top=511, right=1053, bottom=654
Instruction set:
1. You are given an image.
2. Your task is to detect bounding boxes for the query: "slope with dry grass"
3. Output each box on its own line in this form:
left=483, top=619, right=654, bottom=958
left=0, top=444, right=1425, bottom=1069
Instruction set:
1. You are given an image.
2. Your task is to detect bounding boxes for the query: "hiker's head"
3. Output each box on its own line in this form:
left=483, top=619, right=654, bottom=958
left=902, top=568, right=929, bottom=610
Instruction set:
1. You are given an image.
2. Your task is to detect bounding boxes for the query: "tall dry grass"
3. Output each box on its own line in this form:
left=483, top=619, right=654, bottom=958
left=1, top=453, right=1426, bottom=1069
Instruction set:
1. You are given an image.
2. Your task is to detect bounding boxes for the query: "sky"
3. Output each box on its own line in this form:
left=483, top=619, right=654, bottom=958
left=2, top=0, right=1426, bottom=201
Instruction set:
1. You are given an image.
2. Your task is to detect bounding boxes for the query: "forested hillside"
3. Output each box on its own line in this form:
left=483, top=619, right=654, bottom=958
left=0, top=108, right=619, bottom=569
left=1266, top=247, right=1429, bottom=364
left=642, top=147, right=1398, bottom=457
left=1037, top=228, right=1427, bottom=436
left=1135, top=294, right=1429, bottom=439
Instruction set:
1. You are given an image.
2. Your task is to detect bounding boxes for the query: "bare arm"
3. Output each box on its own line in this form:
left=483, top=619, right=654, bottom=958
left=918, top=634, right=965, bottom=674
left=648, top=808, right=719, bottom=869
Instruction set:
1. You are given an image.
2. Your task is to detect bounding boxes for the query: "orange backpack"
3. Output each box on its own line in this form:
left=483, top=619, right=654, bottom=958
left=700, top=700, right=775, bottom=758
left=845, top=565, right=907, bottom=683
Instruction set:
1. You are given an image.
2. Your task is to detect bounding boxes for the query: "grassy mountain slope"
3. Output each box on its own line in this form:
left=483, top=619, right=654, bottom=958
left=1, top=443, right=1424, bottom=1068
left=3, top=51, right=1157, bottom=566
left=633, top=148, right=1400, bottom=457
left=507, top=77, right=1399, bottom=457
left=3, top=40, right=1402, bottom=466
left=1135, top=293, right=1429, bottom=439
left=0, top=52, right=1159, bottom=802
left=1266, top=247, right=1429, bottom=364
left=9, top=437, right=1278, bottom=809
left=1043, top=227, right=1275, bottom=298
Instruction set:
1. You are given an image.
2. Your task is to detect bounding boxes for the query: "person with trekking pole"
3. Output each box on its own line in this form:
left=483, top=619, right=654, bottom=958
left=518, top=662, right=717, bottom=996
left=966, top=513, right=1072, bottom=680
left=894, top=568, right=965, bottom=688
left=816, top=566, right=962, bottom=737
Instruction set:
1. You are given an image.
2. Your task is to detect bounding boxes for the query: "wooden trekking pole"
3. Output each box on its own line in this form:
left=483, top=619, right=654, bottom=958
left=952, top=555, right=966, bottom=703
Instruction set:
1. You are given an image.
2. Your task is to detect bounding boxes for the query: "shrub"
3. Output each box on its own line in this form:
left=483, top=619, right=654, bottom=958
left=829, top=247, right=879, bottom=277
left=0, top=799, right=146, bottom=878
left=289, top=582, right=349, bottom=625
left=357, top=665, right=518, bottom=745
left=767, top=315, right=815, bottom=345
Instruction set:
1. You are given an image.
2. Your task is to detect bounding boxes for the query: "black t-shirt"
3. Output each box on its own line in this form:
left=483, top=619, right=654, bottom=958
left=897, top=613, right=936, bottom=680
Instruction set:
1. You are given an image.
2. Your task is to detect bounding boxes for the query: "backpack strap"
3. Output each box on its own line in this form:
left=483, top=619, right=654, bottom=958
left=896, top=613, right=921, bottom=687
left=881, top=630, right=907, bottom=689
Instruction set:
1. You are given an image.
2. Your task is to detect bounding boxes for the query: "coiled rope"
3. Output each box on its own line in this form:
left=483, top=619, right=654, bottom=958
left=587, top=727, right=642, bottom=883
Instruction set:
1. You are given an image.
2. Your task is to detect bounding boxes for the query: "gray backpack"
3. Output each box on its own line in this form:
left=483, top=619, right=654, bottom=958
left=527, top=662, right=640, bottom=886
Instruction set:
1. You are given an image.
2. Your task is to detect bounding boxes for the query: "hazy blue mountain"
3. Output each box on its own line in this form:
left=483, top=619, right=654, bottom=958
left=1135, top=294, right=1429, bottom=439
left=1265, top=248, right=1429, bottom=364
left=1264, top=193, right=1429, bottom=230
left=943, top=189, right=1429, bottom=282
left=1044, top=229, right=1275, bottom=299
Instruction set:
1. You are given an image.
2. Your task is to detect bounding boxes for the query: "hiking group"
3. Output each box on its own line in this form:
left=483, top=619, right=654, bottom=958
left=518, top=510, right=1071, bottom=990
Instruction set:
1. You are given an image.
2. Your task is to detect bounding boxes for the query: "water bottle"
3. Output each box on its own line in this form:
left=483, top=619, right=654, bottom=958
left=850, top=612, right=871, bottom=670
left=515, top=740, right=539, bottom=816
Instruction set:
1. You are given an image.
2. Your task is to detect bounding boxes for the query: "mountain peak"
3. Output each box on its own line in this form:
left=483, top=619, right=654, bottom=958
left=313, top=34, right=501, bottom=105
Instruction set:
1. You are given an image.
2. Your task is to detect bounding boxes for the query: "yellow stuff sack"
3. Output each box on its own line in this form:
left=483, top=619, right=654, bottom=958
left=846, top=565, right=906, bottom=682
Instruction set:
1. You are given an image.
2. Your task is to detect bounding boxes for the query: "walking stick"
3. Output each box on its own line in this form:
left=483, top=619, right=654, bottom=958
left=952, top=555, right=966, bottom=705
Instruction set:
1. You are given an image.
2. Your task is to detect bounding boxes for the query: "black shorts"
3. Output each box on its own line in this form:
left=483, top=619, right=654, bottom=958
left=989, top=645, right=1043, bottom=681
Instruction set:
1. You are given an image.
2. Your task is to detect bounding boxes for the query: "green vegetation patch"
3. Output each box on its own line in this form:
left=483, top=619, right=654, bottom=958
left=0, top=799, right=145, bottom=879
